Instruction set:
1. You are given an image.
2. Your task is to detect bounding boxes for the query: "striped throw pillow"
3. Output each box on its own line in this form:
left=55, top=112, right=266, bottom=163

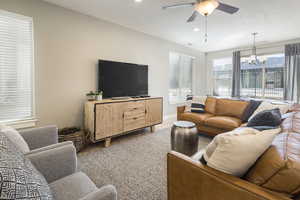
left=185, top=96, right=207, bottom=113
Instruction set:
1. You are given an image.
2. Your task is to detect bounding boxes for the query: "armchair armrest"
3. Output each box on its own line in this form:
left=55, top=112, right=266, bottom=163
left=26, top=142, right=77, bottom=183
left=177, top=106, right=186, bottom=120
left=80, top=185, right=117, bottom=200
left=19, top=125, right=58, bottom=150
left=167, top=151, right=291, bottom=200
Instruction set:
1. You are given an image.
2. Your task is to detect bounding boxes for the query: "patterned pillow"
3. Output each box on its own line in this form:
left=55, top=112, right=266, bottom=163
left=0, top=133, right=53, bottom=200
left=185, top=96, right=207, bottom=113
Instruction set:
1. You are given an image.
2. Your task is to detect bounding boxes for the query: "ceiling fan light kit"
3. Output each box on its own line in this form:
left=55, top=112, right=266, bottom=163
left=195, top=0, right=219, bottom=16
left=162, top=0, right=239, bottom=42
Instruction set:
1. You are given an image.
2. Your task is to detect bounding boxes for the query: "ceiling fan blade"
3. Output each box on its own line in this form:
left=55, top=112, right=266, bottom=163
left=216, top=2, right=239, bottom=14
left=187, top=11, right=198, bottom=23
left=162, top=2, right=195, bottom=10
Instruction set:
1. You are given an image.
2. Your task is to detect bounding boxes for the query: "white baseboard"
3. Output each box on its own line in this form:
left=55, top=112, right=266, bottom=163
left=163, top=114, right=176, bottom=121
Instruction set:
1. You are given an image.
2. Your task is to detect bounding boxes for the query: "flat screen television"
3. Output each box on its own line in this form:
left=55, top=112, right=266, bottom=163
left=98, top=60, right=148, bottom=98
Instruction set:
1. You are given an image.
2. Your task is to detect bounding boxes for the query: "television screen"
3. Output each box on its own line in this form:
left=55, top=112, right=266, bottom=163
left=98, top=60, right=148, bottom=98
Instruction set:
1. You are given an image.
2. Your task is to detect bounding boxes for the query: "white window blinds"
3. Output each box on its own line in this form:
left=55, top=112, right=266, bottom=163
left=0, top=10, right=34, bottom=123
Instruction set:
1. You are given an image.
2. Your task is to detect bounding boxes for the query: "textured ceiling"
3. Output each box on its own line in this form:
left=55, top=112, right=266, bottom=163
left=42, top=0, right=300, bottom=52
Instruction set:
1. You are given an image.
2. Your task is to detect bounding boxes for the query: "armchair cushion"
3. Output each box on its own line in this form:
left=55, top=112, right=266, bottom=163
left=79, top=185, right=117, bottom=200
left=0, top=125, right=30, bottom=153
left=50, top=172, right=97, bottom=200
left=26, top=142, right=77, bottom=183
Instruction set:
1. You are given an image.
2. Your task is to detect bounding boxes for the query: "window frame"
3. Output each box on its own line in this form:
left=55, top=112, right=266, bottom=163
left=0, top=9, right=36, bottom=129
left=240, top=53, right=285, bottom=100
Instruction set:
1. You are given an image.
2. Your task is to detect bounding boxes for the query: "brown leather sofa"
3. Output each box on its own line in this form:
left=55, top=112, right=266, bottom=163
left=168, top=106, right=300, bottom=200
left=177, top=96, right=249, bottom=136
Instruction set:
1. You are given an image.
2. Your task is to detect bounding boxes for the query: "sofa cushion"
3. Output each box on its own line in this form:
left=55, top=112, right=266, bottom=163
left=206, top=128, right=279, bottom=177
left=0, top=132, right=53, bottom=199
left=50, top=172, right=97, bottom=200
left=247, top=108, right=282, bottom=128
left=241, top=100, right=262, bottom=122
left=180, top=112, right=214, bottom=125
left=203, top=128, right=253, bottom=162
left=245, top=120, right=300, bottom=197
left=204, top=97, right=217, bottom=114
left=0, top=125, right=30, bottom=153
left=191, top=103, right=205, bottom=113
left=215, top=99, right=249, bottom=119
left=249, top=101, right=291, bottom=121
left=185, top=96, right=207, bottom=112
left=204, top=116, right=242, bottom=130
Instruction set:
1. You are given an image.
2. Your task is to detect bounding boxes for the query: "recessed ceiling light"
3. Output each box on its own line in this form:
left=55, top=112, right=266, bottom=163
left=187, top=43, right=193, bottom=46
left=193, top=27, right=200, bottom=32
left=135, top=0, right=143, bottom=2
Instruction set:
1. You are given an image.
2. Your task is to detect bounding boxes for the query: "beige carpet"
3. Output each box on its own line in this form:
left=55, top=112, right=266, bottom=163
left=78, top=128, right=211, bottom=200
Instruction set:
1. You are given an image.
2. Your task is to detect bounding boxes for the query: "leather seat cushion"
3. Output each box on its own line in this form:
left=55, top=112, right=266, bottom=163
left=204, top=116, right=242, bottom=130
left=215, top=99, right=249, bottom=119
left=245, top=111, right=300, bottom=197
left=180, top=112, right=214, bottom=125
left=197, top=125, right=226, bottom=136
left=204, top=97, right=217, bottom=114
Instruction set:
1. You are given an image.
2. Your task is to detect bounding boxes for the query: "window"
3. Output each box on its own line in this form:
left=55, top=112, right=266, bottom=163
left=0, top=10, right=34, bottom=123
left=212, top=57, right=233, bottom=97
left=169, top=52, right=194, bottom=104
left=241, top=53, right=285, bottom=100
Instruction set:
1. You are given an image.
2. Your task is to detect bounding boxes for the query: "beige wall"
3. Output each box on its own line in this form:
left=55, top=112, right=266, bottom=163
left=0, top=0, right=206, bottom=128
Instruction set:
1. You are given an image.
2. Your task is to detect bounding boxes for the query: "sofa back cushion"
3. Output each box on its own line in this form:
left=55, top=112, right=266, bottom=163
left=215, top=99, right=249, bottom=119
left=204, top=97, right=217, bottom=114
left=245, top=111, right=300, bottom=197
left=0, top=132, right=53, bottom=199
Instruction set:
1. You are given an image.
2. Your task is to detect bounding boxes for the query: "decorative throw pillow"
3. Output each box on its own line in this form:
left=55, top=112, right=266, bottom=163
left=0, top=125, right=30, bottom=153
left=241, top=100, right=262, bottom=122
left=203, top=127, right=280, bottom=177
left=248, top=101, right=291, bottom=121
left=247, top=108, right=282, bottom=128
left=185, top=96, right=207, bottom=113
left=0, top=132, right=53, bottom=199
left=203, top=127, right=257, bottom=162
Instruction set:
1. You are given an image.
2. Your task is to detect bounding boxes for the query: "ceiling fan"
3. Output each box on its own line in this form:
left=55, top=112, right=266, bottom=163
left=162, top=0, right=239, bottom=23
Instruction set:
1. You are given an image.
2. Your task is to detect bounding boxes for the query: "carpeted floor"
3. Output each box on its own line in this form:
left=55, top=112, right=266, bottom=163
left=78, top=128, right=212, bottom=200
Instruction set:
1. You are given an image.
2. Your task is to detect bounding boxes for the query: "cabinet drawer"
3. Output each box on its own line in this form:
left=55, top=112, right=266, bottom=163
left=124, top=110, right=145, bottom=119
left=126, top=101, right=145, bottom=111
left=124, top=116, right=146, bottom=131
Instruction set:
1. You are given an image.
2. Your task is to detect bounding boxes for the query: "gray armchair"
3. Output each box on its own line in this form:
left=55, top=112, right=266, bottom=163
left=19, top=126, right=117, bottom=200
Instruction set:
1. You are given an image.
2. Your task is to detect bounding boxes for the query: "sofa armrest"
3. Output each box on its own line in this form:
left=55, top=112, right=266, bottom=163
left=167, top=151, right=291, bottom=200
left=26, top=143, right=77, bottom=183
left=177, top=106, right=186, bottom=120
left=19, top=125, right=58, bottom=150
left=79, top=185, right=117, bottom=200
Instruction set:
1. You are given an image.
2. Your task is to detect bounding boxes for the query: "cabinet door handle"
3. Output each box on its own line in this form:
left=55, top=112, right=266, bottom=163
left=145, top=110, right=147, bottom=114
left=133, top=117, right=137, bottom=120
